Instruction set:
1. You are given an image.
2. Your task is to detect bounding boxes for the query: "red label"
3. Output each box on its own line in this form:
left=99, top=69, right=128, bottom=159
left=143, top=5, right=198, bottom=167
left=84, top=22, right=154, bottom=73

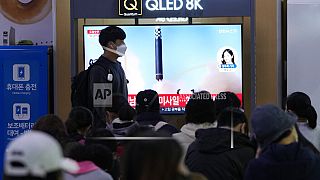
left=128, top=93, right=242, bottom=108
left=87, top=30, right=101, bottom=34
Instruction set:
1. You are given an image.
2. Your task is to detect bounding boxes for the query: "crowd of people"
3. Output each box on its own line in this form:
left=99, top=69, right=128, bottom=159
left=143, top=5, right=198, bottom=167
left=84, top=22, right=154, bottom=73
left=3, top=26, right=320, bottom=180
left=4, top=89, right=320, bottom=180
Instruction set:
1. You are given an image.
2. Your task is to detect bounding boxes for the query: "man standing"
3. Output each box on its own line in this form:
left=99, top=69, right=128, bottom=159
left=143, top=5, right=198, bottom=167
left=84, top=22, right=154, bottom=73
left=89, top=26, right=128, bottom=129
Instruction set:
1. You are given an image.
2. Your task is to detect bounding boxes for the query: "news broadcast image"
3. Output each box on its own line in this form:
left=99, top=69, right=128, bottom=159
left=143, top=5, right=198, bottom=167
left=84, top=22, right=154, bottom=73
left=84, top=25, right=242, bottom=113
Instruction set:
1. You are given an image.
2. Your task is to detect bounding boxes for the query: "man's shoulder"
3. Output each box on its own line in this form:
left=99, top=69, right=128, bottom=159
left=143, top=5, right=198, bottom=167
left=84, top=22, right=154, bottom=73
left=90, top=58, right=111, bottom=73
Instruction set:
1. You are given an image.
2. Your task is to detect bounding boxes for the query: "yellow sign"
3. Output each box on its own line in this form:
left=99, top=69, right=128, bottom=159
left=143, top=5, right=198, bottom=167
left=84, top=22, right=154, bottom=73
left=119, top=0, right=142, bottom=16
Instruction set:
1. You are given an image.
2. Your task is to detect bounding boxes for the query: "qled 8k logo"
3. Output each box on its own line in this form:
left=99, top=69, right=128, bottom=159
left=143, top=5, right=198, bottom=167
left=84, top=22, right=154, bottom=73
left=146, top=0, right=203, bottom=11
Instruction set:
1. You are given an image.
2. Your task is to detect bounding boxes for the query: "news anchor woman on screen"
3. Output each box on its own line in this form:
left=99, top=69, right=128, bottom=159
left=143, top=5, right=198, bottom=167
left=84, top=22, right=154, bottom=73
left=221, top=49, right=235, bottom=65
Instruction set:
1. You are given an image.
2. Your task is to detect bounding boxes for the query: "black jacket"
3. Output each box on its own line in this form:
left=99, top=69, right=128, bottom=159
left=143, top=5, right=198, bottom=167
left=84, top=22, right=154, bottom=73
left=88, top=56, right=128, bottom=129
left=244, top=142, right=320, bottom=180
left=185, top=128, right=255, bottom=180
left=135, top=112, right=180, bottom=136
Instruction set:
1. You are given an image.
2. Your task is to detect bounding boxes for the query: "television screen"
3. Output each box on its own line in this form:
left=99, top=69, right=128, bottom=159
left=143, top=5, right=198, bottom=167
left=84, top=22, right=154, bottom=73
left=84, top=25, right=242, bottom=114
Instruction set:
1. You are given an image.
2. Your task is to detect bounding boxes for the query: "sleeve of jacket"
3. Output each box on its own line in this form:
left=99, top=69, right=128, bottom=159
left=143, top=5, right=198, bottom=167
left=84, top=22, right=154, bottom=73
left=88, top=65, right=107, bottom=129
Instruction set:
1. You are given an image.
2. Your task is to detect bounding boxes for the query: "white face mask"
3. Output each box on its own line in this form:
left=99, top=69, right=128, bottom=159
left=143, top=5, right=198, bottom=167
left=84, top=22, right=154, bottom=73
left=103, top=44, right=127, bottom=57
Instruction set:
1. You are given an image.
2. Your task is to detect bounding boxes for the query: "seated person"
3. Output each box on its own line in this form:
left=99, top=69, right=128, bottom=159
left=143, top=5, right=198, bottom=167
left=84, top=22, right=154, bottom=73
left=107, top=96, right=139, bottom=137
left=245, top=104, right=320, bottom=180
left=215, top=91, right=241, bottom=117
left=122, top=131, right=207, bottom=180
left=173, top=91, right=217, bottom=155
left=135, top=89, right=179, bottom=135
left=185, top=107, right=255, bottom=180
left=4, top=131, right=78, bottom=180
left=64, top=143, right=113, bottom=180
left=65, top=106, right=93, bottom=143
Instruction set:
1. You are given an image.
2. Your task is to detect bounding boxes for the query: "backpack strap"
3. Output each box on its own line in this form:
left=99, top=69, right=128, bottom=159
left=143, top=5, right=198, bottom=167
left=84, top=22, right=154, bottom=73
left=91, top=61, right=113, bottom=82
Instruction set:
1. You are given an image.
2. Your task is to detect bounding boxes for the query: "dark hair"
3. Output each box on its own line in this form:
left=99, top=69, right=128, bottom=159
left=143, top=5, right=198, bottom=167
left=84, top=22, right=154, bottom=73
left=86, top=132, right=120, bottom=180
left=86, top=144, right=114, bottom=171
left=135, top=89, right=160, bottom=114
left=217, top=107, right=247, bottom=128
left=215, top=91, right=241, bottom=116
left=122, top=133, right=183, bottom=180
left=119, top=103, right=136, bottom=121
left=185, top=91, right=216, bottom=124
left=286, top=92, right=317, bottom=129
left=32, top=114, right=68, bottom=148
left=86, top=128, right=117, bottom=152
left=4, top=170, right=62, bottom=180
left=64, top=142, right=113, bottom=168
left=99, top=26, right=126, bottom=47
left=64, top=142, right=87, bottom=161
left=221, top=49, right=235, bottom=64
left=65, top=106, right=93, bottom=135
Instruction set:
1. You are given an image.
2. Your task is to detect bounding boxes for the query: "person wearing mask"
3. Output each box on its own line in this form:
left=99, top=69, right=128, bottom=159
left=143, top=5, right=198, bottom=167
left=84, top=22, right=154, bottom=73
left=88, top=26, right=128, bottom=129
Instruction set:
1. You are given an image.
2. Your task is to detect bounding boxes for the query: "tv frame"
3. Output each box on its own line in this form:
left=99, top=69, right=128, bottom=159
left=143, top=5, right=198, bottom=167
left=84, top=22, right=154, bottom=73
left=83, top=23, right=244, bottom=115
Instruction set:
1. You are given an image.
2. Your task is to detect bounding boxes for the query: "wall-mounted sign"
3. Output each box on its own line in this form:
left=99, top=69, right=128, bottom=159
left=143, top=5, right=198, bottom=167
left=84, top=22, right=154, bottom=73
left=119, top=0, right=203, bottom=17
left=0, top=46, right=51, bottom=177
left=73, top=0, right=252, bottom=19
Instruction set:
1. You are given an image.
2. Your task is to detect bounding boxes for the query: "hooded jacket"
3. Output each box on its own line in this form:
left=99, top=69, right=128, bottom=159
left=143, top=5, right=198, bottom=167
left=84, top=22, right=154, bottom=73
left=173, top=122, right=217, bottom=154
left=64, top=161, right=113, bottom=180
left=244, top=142, right=320, bottom=180
left=185, top=128, right=255, bottom=180
left=111, top=118, right=140, bottom=137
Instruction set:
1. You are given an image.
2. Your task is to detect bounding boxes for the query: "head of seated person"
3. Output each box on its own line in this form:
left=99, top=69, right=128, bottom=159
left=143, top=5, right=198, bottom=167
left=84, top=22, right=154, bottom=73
left=215, top=91, right=241, bottom=117
left=217, top=107, right=248, bottom=135
left=185, top=90, right=216, bottom=125
left=32, top=114, right=69, bottom=148
left=251, top=104, right=298, bottom=150
left=135, top=89, right=160, bottom=114
left=4, top=131, right=78, bottom=180
left=122, top=131, right=199, bottom=180
left=65, top=106, right=93, bottom=141
left=286, top=91, right=317, bottom=129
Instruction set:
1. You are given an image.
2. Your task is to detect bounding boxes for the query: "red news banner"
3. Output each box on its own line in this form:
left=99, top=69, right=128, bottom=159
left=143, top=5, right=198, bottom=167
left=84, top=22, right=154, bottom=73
left=128, top=93, right=242, bottom=109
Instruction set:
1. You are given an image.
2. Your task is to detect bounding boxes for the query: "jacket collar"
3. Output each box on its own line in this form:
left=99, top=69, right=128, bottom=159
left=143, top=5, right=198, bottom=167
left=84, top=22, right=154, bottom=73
left=181, top=122, right=217, bottom=138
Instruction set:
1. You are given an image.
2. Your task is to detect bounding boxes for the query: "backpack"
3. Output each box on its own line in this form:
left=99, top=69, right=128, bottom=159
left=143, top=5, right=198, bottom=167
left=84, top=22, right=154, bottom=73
left=71, top=63, right=105, bottom=108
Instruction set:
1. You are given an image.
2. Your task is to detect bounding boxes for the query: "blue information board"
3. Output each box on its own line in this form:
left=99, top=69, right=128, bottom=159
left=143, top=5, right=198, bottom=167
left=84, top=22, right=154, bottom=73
left=0, top=46, right=50, bottom=176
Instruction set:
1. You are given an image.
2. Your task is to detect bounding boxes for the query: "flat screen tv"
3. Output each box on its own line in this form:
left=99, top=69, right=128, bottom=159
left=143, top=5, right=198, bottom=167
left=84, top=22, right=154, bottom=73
left=83, top=24, right=243, bottom=114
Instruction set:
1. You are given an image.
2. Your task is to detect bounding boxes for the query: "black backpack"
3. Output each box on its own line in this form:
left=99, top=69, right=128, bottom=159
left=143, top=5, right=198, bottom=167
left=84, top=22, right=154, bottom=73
left=71, top=63, right=105, bottom=108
